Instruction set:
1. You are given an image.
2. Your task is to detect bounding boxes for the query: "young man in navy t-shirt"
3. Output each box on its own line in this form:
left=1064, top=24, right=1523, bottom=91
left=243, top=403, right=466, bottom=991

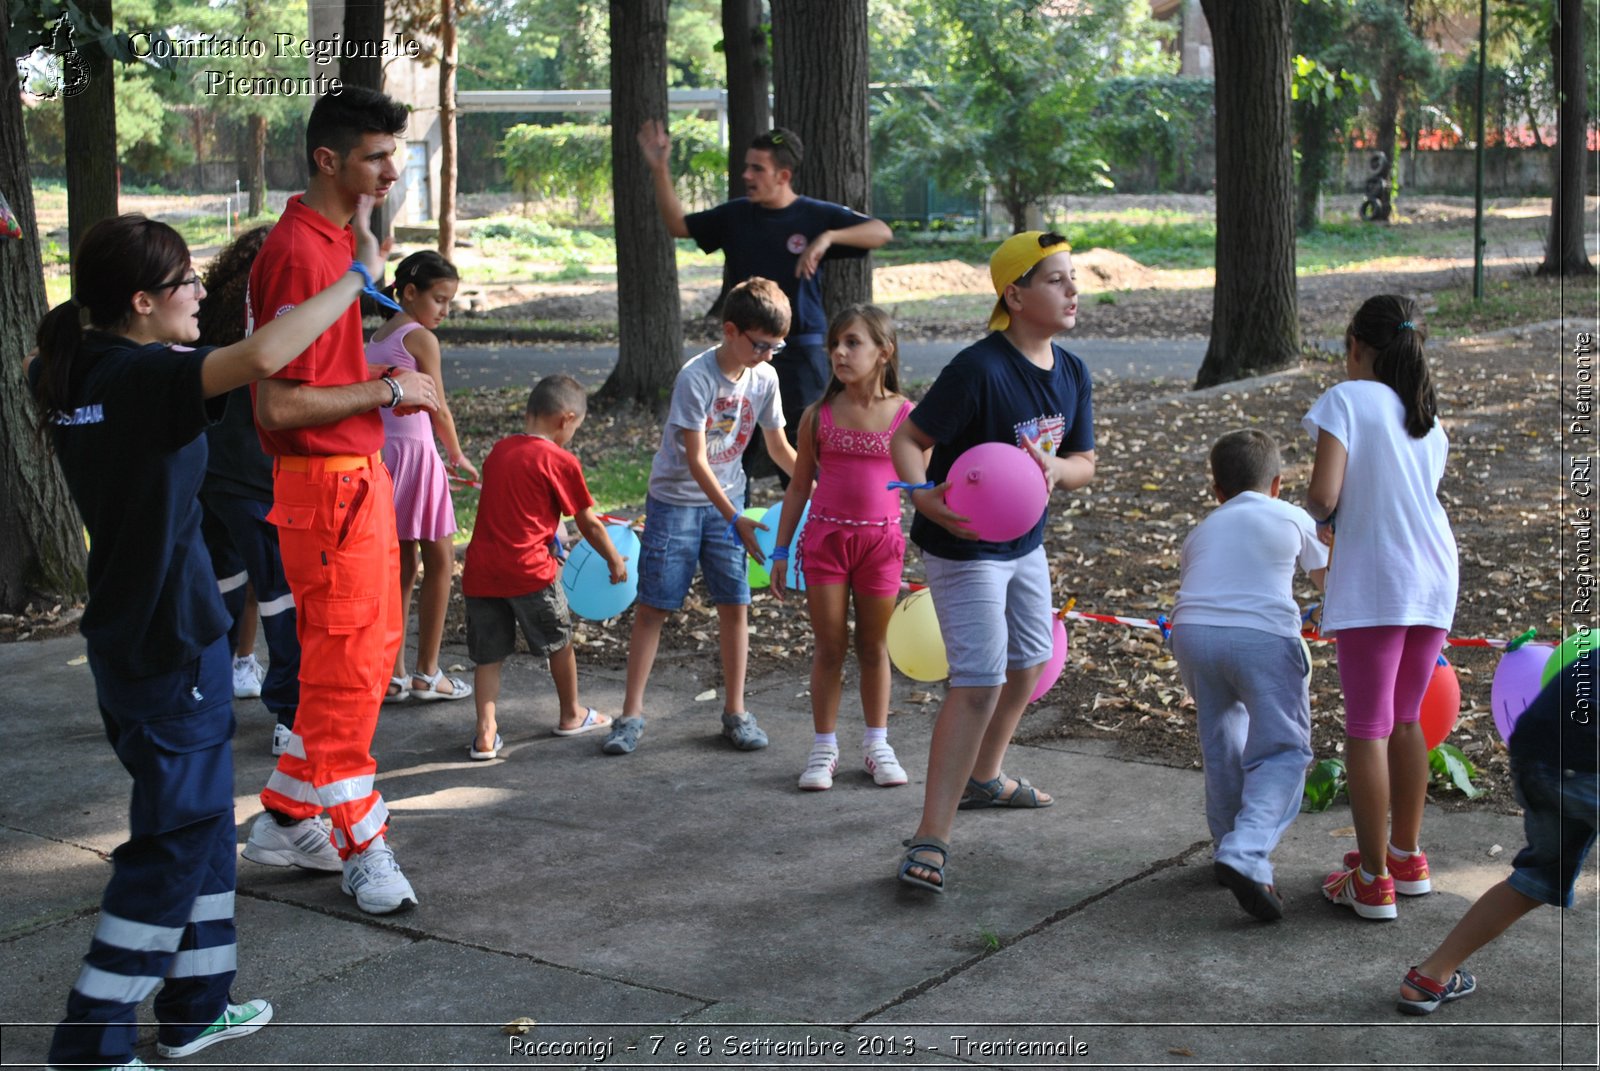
left=638, top=121, right=892, bottom=459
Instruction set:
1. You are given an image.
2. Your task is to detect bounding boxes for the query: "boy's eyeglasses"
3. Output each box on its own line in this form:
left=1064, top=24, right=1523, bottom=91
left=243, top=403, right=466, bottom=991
left=152, top=272, right=202, bottom=293
left=743, top=331, right=787, bottom=356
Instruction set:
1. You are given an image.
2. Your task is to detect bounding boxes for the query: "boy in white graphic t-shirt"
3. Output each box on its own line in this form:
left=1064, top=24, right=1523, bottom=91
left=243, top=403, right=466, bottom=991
left=1170, top=429, right=1328, bottom=922
left=603, top=277, right=797, bottom=756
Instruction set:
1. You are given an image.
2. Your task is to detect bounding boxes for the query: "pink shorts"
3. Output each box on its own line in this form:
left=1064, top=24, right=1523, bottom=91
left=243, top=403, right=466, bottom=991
left=799, top=518, right=906, bottom=597
left=1335, top=625, right=1449, bottom=740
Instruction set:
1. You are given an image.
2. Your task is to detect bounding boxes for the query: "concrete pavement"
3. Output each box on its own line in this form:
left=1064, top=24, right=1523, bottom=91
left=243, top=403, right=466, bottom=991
left=1, top=632, right=1594, bottom=1070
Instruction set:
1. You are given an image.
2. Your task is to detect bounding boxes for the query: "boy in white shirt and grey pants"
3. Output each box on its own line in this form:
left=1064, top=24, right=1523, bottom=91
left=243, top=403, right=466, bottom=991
left=1170, top=429, right=1328, bottom=922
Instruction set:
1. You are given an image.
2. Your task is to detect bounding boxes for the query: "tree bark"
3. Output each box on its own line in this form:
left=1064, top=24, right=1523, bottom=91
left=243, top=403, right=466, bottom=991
left=770, top=0, right=874, bottom=311
left=342, top=0, right=386, bottom=91
left=1538, top=0, right=1594, bottom=276
left=1196, top=0, right=1300, bottom=388
left=0, top=0, right=89, bottom=610
left=438, top=0, right=458, bottom=256
left=599, top=0, right=682, bottom=411
left=63, top=0, right=117, bottom=259
left=247, top=113, right=268, bottom=217
left=713, top=0, right=771, bottom=317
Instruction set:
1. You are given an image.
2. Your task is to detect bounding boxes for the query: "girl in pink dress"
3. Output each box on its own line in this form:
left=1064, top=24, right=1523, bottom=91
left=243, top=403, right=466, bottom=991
left=370, top=251, right=478, bottom=702
left=773, top=306, right=922, bottom=791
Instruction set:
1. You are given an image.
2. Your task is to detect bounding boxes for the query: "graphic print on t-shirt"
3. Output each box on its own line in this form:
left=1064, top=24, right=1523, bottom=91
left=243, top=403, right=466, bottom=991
left=786, top=233, right=807, bottom=255
left=706, top=394, right=756, bottom=465
left=1015, top=414, right=1067, bottom=456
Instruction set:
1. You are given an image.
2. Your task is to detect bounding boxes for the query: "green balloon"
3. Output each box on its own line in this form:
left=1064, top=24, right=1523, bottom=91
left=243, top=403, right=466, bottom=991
left=1541, top=628, right=1596, bottom=688
left=740, top=505, right=770, bottom=589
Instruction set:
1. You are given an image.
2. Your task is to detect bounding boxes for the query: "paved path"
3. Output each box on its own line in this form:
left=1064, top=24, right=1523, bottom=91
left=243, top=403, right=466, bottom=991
left=2, top=632, right=1593, bottom=1069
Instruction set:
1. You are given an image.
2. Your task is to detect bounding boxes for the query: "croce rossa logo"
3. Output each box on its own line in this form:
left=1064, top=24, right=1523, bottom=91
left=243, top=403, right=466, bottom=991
left=16, top=11, right=90, bottom=100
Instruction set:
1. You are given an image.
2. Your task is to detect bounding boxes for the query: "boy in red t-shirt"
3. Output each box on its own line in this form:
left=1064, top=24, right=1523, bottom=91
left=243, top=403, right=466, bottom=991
left=462, top=375, right=628, bottom=758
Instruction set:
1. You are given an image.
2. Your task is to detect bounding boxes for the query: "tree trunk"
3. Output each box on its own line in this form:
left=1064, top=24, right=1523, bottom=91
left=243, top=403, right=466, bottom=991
left=1372, top=51, right=1401, bottom=221
left=247, top=113, right=268, bottom=217
left=1196, top=0, right=1299, bottom=388
left=438, top=0, right=458, bottom=256
left=63, top=0, right=117, bottom=259
left=713, top=0, right=771, bottom=318
left=1538, top=0, right=1594, bottom=276
left=0, top=0, right=89, bottom=610
left=770, top=0, right=873, bottom=311
left=599, top=0, right=682, bottom=411
left=1295, top=98, right=1330, bottom=233
left=342, top=0, right=386, bottom=91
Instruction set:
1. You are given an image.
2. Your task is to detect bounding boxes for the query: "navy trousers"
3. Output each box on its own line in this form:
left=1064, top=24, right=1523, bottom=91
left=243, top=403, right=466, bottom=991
left=48, top=638, right=239, bottom=1067
left=200, top=490, right=300, bottom=728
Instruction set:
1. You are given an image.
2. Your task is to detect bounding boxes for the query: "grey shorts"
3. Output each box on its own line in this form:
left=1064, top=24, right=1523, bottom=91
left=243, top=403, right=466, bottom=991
left=466, top=586, right=571, bottom=664
left=923, top=546, right=1054, bottom=687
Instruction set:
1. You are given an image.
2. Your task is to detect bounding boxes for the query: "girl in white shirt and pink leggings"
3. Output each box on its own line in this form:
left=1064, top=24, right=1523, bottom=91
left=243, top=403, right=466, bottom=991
left=1305, top=294, right=1459, bottom=921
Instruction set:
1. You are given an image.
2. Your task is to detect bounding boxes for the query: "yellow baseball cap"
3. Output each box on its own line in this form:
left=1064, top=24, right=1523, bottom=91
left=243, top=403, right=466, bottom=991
left=988, top=230, right=1073, bottom=331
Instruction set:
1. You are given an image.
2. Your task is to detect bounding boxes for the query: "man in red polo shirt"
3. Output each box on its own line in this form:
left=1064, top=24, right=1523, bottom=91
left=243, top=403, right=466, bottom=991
left=241, top=87, right=439, bottom=915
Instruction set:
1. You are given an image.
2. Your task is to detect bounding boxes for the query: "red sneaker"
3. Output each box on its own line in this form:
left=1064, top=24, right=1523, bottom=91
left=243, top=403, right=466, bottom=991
left=1322, top=864, right=1397, bottom=920
left=1343, top=847, right=1431, bottom=895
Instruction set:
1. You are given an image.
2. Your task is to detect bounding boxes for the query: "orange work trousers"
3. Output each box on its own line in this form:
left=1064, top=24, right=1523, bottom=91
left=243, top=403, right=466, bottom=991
left=261, top=454, right=403, bottom=858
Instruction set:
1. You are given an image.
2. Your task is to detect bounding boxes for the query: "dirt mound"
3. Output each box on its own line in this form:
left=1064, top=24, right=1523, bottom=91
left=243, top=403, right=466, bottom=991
left=1072, top=247, right=1159, bottom=291
left=873, top=259, right=992, bottom=299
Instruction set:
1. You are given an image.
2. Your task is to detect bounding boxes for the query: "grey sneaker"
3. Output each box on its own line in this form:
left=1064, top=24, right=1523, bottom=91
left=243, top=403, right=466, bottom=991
left=602, top=715, right=645, bottom=755
left=721, top=711, right=768, bottom=750
left=156, top=998, right=273, bottom=1058
left=340, top=836, right=418, bottom=914
left=242, top=813, right=341, bottom=872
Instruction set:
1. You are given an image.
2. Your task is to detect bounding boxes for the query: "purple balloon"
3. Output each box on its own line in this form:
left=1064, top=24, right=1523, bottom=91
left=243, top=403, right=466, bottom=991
left=1491, top=643, right=1554, bottom=744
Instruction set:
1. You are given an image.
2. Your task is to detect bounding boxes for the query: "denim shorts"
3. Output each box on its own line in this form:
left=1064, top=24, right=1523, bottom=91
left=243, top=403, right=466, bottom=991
left=637, top=493, right=749, bottom=611
left=922, top=546, right=1053, bottom=687
left=1508, top=756, right=1599, bottom=908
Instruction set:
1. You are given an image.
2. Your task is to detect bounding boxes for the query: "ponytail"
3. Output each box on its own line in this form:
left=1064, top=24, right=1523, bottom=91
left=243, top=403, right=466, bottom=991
left=1347, top=294, right=1436, bottom=438
left=32, top=300, right=89, bottom=436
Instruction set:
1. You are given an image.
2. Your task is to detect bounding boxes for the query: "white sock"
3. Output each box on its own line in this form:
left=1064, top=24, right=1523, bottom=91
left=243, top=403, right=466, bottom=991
left=1389, top=842, right=1416, bottom=858
left=814, top=732, right=838, bottom=750
left=1359, top=867, right=1378, bottom=884
left=863, top=727, right=887, bottom=747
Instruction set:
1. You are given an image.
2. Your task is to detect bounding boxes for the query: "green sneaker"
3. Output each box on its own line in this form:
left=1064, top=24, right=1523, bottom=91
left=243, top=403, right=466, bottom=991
left=155, top=998, right=273, bottom=1059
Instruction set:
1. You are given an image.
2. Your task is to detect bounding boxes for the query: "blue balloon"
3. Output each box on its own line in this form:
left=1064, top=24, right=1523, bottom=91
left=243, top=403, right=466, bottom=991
left=754, top=501, right=808, bottom=592
left=561, top=523, right=641, bottom=621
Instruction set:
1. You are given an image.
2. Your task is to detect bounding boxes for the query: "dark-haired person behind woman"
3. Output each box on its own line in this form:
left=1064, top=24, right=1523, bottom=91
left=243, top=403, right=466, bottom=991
left=29, top=197, right=385, bottom=1071
left=196, top=225, right=305, bottom=759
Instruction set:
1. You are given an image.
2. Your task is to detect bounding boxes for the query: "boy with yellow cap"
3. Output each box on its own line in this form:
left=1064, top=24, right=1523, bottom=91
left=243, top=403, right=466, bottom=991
left=888, top=231, right=1097, bottom=893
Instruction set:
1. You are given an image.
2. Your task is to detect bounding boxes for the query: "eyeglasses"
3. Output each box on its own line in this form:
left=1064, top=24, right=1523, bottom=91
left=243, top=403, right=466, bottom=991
left=152, top=272, right=202, bottom=293
left=743, top=331, right=786, bottom=356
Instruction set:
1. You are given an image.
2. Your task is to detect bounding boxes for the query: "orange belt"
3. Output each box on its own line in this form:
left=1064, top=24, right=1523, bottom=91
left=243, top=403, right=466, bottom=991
left=274, top=452, right=381, bottom=474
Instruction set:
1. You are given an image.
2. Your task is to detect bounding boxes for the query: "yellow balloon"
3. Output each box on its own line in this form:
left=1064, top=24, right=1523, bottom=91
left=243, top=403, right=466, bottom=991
left=887, top=589, right=949, bottom=682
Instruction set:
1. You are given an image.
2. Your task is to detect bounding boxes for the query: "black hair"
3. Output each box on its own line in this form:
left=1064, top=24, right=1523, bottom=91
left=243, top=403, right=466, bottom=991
left=722, top=277, right=791, bottom=337
left=198, top=225, right=272, bottom=347
left=750, top=127, right=803, bottom=173
left=1347, top=294, right=1436, bottom=438
left=305, top=85, right=408, bottom=174
left=32, top=214, right=191, bottom=435
left=527, top=374, right=588, bottom=419
left=1015, top=232, right=1071, bottom=288
left=1209, top=428, right=1281, bottom=499
left=384, top=250, right=460, bottom=317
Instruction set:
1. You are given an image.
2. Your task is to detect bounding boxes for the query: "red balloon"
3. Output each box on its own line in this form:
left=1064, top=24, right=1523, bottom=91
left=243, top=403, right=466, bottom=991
left=1418, top=660, right=1461, bottom=750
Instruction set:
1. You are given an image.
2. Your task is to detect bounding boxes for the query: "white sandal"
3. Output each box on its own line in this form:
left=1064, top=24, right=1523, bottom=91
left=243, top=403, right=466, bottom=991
left=411, top=668, right=473, bottom=702
left=383, top=675, right=411, bottom=704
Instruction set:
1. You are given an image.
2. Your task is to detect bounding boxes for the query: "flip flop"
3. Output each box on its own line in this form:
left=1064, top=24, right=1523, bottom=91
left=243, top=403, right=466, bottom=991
left=553, top=708, right=613, bottom=737
left=468, top=733, right=503, bottom=761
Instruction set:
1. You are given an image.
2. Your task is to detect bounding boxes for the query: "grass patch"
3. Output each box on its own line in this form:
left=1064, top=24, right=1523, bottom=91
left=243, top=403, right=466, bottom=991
left=1429, top=273, right=1586, bottom=337
left=581, top=451, right=653, bottom=513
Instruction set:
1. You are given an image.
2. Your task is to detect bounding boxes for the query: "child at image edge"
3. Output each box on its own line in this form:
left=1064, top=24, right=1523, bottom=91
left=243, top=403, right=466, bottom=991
left=773, top=305, right=919, bottom=791
left=370, top=250, right=478, bottom=703
left=890, top=231, right=1096, bottom=893
left=462, top=374, right=627, bottom=759
left=1170, top=428, right=1327, bottom=922
left=603, top=277, right=798, bottom=755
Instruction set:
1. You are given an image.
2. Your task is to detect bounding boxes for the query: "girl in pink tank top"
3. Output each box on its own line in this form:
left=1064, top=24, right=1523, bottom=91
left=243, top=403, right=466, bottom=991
left=773, top=306, right=923, bottom=792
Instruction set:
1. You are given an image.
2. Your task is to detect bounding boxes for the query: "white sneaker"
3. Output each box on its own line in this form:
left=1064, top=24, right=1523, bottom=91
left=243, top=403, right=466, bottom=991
left=341, top=836, right=418, bottom=914
left=864, top=740, right=909, bottom=786
left=48, top=1059, right=166, bottom=1070
left=155, top=998, right=273, bottom=1058
left=798, top=744, right=839, bottom=791
left=241, top=813, right=341, bottom=872
left=270, top=723, right=293, bottom=757
left=232, top=654, right=264, bottom=699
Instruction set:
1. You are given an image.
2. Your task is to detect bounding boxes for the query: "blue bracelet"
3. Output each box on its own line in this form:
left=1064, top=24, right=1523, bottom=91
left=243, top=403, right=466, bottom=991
left=348, top=261, right=403, bottom=313
left=769, top=545, right=790, bottom=562
left=887, top=480, right=936, bottom=493
left=724, top=517, right=742, bottom=545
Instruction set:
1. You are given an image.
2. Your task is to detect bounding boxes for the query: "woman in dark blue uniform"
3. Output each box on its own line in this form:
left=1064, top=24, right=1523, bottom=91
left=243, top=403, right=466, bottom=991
left=29, top=198, right=383, bottom=1071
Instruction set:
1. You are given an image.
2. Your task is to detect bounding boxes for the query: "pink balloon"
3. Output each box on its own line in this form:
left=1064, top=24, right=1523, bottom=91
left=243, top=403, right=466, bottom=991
left=1029, top=616, right=1070, bottom=702
left=944, top=442, right=1049, bottom=543
left=1491, top=643, right=1554, bottom=744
